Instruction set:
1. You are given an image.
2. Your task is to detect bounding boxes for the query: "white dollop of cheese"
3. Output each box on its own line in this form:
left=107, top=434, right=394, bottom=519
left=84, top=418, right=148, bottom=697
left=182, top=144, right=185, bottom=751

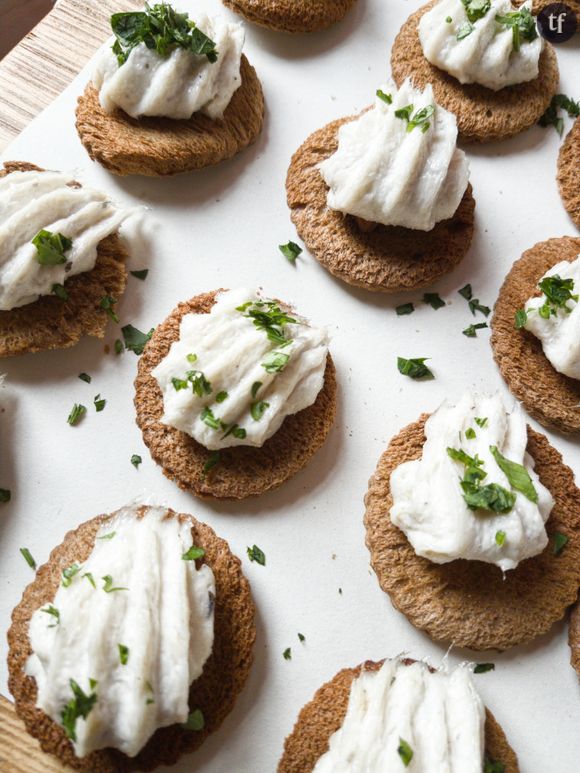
left=390, top=392, right=554, bottom=571
left=0, top=170, right=128, bottom=311
left=152, top=288, right=330, bottom=450
left=523, top=255, right=580, bottom=380
left=25, top=505, right=215, bottom=759
left=419, top=0, right=542, bottom=91
left=313, top=659, right=485, bottom=773
left=93, top=13, right=244, bottom=120
left=318, top=78, right=469, bottom=231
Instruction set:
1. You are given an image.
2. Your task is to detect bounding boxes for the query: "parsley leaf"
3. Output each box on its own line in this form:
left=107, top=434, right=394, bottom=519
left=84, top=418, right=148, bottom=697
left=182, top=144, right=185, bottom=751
left=465, top=427, right=476, bottom=439
left=298, top=632, right=306, bottom=642
left=495, top=530, right=506, bottom=546
left=183, top=708, right=205, bottom=731
left=447, top=447, right=515, bottom=513
left=396, top=303, right=414, bottom=316
left=398, top=738, right=413, bottom=767
left=376, top=89, right=392, bottom=104
left=537, top=274, right=578, bottom=317
left=121, top=324, right=154, bottom=355
left=102, top=575, right=128, bottom=593
left=78, top=373, right=91, bottom=383
left=41, top=605, right=60, bottom=626
left=99, top=295, right=119, bottom=323
left=216, top=391, right=228, bottom=403
left=131, top=454, right=142, bottom=468
left=490, top=445, right=538, bottom=503
left=474, top=662, right=495, bottom=673
left=495, top=7, right=537, bottom=52
left=20, top=547, right=36, bottom=569
left=203, top=451, right=221, bottom=474
left=475, top=417, right=488, bottom=428
left=61, top=679, right=98, bottom=741
left=251, top=400, right=270, bottom=421
left=484, top=758, right=506, bottom=773
left=239, top=299, right=296, bottom=348
left=469, top=298, right=490, bottom=317
left=32, top=229, right=72, bottom=265
left=251, top=381, right=262, bottom=399
left=94, top=394, right=106, bottom=412
left=462, top=0, right=490, bottom=22
left=130, top=269, right=149, bottom=280
left=458, top=284, right=473, bottom=300
left=553, top=532, right=569, bottom=555
left=457, top=21, right=474, bottom=39
left=395, top=103, right=435, bottom=133
left=182, top=546, right=205, bottom=561
left=52, top=283, right=69, bottom=300
left=514, top=309, right=528, bottom=329
left=62, top=563, right=81, bottom=587
left=463, top=322, right=488, bottom=337
left=539, top=93, right=580, bottom=135
left=262, top=351, right=290, bottom=373
left=67, top=403, right=86, bottom=426
left=279, top=241, right=302, bottom=264
left=201, top=407, right=220, bottom=430
left=114, top=338, right=124, bottom=354
left=423, top=292, right=445, bottom=310
left=283, top=647, right=292, bottom=660
left=247, top=544, right=266, bottom=565
left=397, top=357, right=434, bottom=380
left=118, top=644, right=129, bottom=665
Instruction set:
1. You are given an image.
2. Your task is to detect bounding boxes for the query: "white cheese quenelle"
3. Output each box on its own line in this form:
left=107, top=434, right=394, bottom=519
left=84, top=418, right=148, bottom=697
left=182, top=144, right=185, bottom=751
left=25, top=505, right=215, bottom=758
left=390, top=391, right=554, bottom=571
left=0, top=170, right=128, bottom=311
left=522, top=255, right=580, bottom=380
left=152, top=288, right=330, bottom=451
left=94, top=10, right=245, bottom=120
left=419, top=0, right=542, bottom=91
left=313, top=659, right=485, bottom=772
left=318, top=78, right=469, bottom=231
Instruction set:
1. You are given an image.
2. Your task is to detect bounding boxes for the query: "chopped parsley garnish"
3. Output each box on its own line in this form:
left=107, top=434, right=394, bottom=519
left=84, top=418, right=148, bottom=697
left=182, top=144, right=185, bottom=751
left=52, top=283, right=69, bottom=300
left=539, top=94, right=580, bottom=135
left=395, top=103, right=435, bottom=133
left=462, top=0, right=490, bottom=22
left=283, top=647, right=292, bottom=660
left=182, top=546, right=205, bottom=561
left=262, top=351, right=290, bottom=373
left=102, top=575, right=128, bottom=593
left=446, top=15, right=452, bottom=22
left=484, top=758, right=506, bottom=773
left=474, top=662, right=495, bottom=673
left=187, top=370, right=212, bottom=397
left=463, top=322, right=488, bottom=337
left=516, top=274, right=578, bottom=328
left=238, top=299, right=296, bottom=348
left=201, top=406, right=220, bottom=430
left=251, top=400, right=270, bottom=421
left=247, top=544, right=266, bottom=565
left=78, top=373, right=91, bottom=383
left=83, top=572, right=96, bottom=588
left=97, top=531, right=116, bottom=540
left=465, top=427, right=476, bottom=439
left=118, top=644, right=129, bottom=665
left=553, top=532, right=569, bottom=555
left=60, top=679, right=98, bottom=741
left=62, top=563, right=81, bottom=587
left=447, top=447, right=516, bottom=513
left=495, top=7, right=538, bottom=52
left=131, top=454, right=142, bottom=468
left=221, top=423, right=247, bottom=440
left=32, top=229, right=72, bottom=265
left=203, top=451, right=221, bottom=475
left=114, top=338, right=124, bottom=354
left=298, top=632, right=306, bottom=642
left=251, top=381, right=263, bottom=399
left=99, top=295, right=119, bottom=323
left=468, top=298, right=491, bottom=317
left=398, top=738, right=413, bottom=767
left=94, top=394, right=106, bottom=412
left=490, top=445, right=538, bottom=502
left=67, top=403, right=86, bottom=426
left=396, top=303, right=415, bottom=316
left=0, top=489, right=10, bottom=503
left=216, top=391, right=228, bottom=403
left=130, top=269, right=149, bottom=280
left=456, top=21, right=474, bottom=39
left=187, top=353, right=198, bottom=363
left=458, top=284, right=473, bottom=300
left=279, top=241, right=302, bottom=264
left=20, top=548, right=36, bottom=569
left=111, top=3, right=218, bottom=67
left=183, top=708, right=205, bottom=731
left=495, top=530, right=506, bottom=546
left=172, top=377, right=188, bottom=391
left=41, top=605, right=60, bottom=626
left=397, top=357, right=434, bottom=380
left=475, top=417, right=488, bottom=428
left=514, top=309, right=528, bottom=329
left=376, top=89, right=392, bottom=104
left=423, top=292, right=445, bottom=310
left=121, top=324, right=154, bottom=355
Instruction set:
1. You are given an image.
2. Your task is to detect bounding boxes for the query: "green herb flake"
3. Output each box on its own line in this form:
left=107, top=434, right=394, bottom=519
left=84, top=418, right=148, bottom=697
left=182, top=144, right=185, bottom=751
left=201, top=406, right=220, bottom=430
left=203, top=450, right=221, bottom=475
left=396, top=302, right=415, bottom=316
left=187, top=369, right=212, bottom=398
left=283, top=647, right=292, bottom=660
left=495, top=530, right=506, bottom=547
left=114, top=338, right=124, bottom=355
left=83, top=572, right=96, bottom=589
left=182, top=546, right=206, bottom=561
left=182, top=708, right=205, bottom=731
left=251, top=381, right=262, bottom=399
left=484, top=757, right=506, bottom=773
left=462, top=0, right=490, bottom=22
left=62, top=563, right=81, bottom=588
left=423, top=292, right=445, bottom=310
left=102, top=574, right=128, bottom=593
left=20, top=547, right=36, bottom=569
left=463, top=322, right=488, bottom=338
left=130, top=269, right=149, bottom=280
left=469, top=298, right=491, bottom=317
left=32, top=229, right=72, bottom=265
left=131, top=454, right=142, bottom=469
left=94, top=394, right=106, bottom=412
left=456, top=21, right=474, bottom=39
left=121, top=324, right=154, bottom=355
left=279, top=241, right=302, bottom=264
left=553, top=531, right=569, bottom=555
left=490, top=445, right=538, bottom=503
left=118, top=644, right=129, bottom=665
left=52, top=283, right=69, bottom=301
left=262, top=351, right=290, bottom=373
left=298, top=632, right=306, bottom=642
left=376, top=88, right=393, bottom=104
left=458, top=284, right=473, bottom=300
left=67, top=403, right=86, bottom=426
left=514, top=309, right=528, bottom=329
left=398, top=737, right=413, bottom=767
left=247, top=544, right=266, bottom=566
left=99, top=295, right=119, bottom=323
left=215, top=391, right=228, bottom=403
left=465, top=427, right=476, bottom=439
left=41, top=605, right=60, bottom=626
left=0, top=489, right=10, bottom=503
left=539, top=93, right=580, bottom=135
left=172, top=377, right=189, bottom=391
left=447, top=447, right=516, bottom=514
left=97, top=531, right=116, bottom=541
left=495, top=7, right=538, bottom=53
left=251, top=400, right=270, bottom=421
left=446, top=15, right=453, bottom=22
left=395, top=103, right=435, bottom=133
left=60, top=679, right=98, bottom=742
left=186, top=353, right=198, bottom=364
left=474, top=662, right=495, bottom=674
left=536, top=274, right=578, bottom=319
left=78, top=373, right=91, bottom=383
left=397, top=357, right=434, bottom=380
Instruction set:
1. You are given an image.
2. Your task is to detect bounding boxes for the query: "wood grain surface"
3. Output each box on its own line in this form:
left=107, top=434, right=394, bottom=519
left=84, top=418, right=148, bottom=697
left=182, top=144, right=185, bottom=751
left=0, top=0, right=140, bottom=152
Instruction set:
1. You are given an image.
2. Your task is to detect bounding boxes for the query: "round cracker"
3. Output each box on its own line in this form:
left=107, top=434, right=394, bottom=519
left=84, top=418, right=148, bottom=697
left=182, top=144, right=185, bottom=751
left=491, top=236, right=580, bottom=434
left=7, top=505, right=256, bottom=772
left=221, top=0, right=356, bottom=32
left=364, top=415, right=580, bottom=651
left=390, top=2, right=559, bottom=143
left=134, top=290, right=337, bottom=500
left=278, top=659, right=519, bottom=772
left=286, top=118, right=475, bottom=293
left=0, top=162, right=128, bottom=358
left=568, top=596, right=580, bottom=678
left=75, top=56, right=264, bottom=177
left=557, top=118, right=580, bottom=228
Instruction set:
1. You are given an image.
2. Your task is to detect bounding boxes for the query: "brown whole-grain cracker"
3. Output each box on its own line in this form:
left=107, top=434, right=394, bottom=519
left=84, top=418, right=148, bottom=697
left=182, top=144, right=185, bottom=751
left=221, top=0, right=356, bottom=32
left=75, top=56, right=264, bottom=177
left=390, top=2, right=559, bottom=143
left=134, top=290, right=337, bottom=499
left=363, top=415, right=580, bottom=651
left=491, top=236, right=580, bottom=434
left=568, top=596, right=580, bottom=678
left=7, top=505, right=256, bottom=772
left=278, top=659, right=519, bottom=772
left=557, top=118, right=580, bottom=228
left=286, top=119, right=475, bottom=293
left=0, top=162, right=128, bottom=358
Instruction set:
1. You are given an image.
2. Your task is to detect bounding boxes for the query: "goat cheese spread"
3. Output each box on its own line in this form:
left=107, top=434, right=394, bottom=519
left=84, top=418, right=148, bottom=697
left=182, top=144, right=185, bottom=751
left=25, top=505, right=215, bottom=758
left=521, top=255, right=580, bottom=380
left=0, top=170, right=127, bottom=311
left=318, top=78, right=469, bottom=231
left=94, top=11, right=244, bottom=120
left=390, top=392, right=554, bottom=571
left=419, top=0, right=542, bottom=91
left=152, top=288, right=330, bottom=450
left=312, top=659, right=485, bottom=772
